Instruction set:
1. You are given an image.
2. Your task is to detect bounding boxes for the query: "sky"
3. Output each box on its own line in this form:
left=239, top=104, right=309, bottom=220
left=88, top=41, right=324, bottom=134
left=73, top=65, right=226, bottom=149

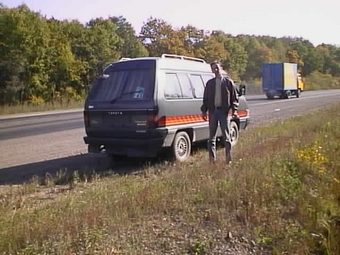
left=3, top=0, right=340, bottom=47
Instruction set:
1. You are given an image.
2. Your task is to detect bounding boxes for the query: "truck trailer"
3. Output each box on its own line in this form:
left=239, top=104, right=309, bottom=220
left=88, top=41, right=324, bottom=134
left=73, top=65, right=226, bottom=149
left=261, top=62, right=305, bottom=99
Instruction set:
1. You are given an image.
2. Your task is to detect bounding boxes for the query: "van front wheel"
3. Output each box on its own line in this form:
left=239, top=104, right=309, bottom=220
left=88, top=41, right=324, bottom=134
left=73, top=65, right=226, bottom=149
left=172, top=131, right=192, bottom=162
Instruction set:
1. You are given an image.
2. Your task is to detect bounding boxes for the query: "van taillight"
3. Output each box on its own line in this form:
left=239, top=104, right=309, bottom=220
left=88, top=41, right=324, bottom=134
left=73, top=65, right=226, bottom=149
left=147, top=115, right=166, bottom=128
left=84, top=111, right=90, bottom=127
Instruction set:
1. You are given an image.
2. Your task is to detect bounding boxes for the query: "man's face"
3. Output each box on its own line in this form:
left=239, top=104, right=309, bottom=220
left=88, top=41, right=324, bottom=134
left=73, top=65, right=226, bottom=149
left=211, top=63, right=221, bottom=75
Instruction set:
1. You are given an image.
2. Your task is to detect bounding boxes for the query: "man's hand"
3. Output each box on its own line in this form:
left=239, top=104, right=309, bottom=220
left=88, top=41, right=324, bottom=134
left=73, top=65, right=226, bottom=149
left=201, top=112, right=208, bottom=121
left=231, top=111, right=238, bottom=119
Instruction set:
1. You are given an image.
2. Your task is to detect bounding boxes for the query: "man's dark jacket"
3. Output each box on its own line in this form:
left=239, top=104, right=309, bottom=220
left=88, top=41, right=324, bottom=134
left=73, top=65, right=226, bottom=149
left=200, top=76, right=239, bottom=114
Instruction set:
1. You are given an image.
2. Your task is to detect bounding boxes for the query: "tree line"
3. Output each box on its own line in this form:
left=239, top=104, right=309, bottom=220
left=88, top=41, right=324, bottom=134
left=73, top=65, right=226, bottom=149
left=1, top=4, right=339, bottom=105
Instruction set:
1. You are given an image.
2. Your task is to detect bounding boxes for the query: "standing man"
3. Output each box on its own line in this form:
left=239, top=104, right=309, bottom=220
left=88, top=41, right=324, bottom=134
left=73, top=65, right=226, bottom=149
left=201, top=61, right=239, bottom=164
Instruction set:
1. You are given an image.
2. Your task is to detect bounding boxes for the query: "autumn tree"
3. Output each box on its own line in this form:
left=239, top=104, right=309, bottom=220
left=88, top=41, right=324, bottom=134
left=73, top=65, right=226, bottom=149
left=1, top=4, right=339, bottom=106
left=285, top=49, right=304, bottom=71
left=180, top=25, right=205, bottom=56
left=139, top=17, right=180, bottom=56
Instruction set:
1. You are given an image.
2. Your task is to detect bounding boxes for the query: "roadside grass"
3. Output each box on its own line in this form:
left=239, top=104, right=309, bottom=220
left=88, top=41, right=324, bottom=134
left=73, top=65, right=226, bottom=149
left=305, top=71, right=340, bottom=91
left=0, top=103, right=339, bottom=254
left=0, top=99, right=84, bottom=115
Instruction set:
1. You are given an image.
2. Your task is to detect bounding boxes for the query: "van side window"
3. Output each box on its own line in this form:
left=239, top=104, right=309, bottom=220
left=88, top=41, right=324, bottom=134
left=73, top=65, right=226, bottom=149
left=164, top=73, right=182, bottom=99
left=177, top=73, right=193, bottom=99
left=201, top=74, right=214, bottom=87
left=189, top=74, right=205, bottom=98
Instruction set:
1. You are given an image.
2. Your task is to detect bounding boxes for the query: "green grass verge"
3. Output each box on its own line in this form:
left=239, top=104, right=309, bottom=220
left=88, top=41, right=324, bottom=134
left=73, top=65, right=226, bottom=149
left=0, top=103, right=339, bottom=254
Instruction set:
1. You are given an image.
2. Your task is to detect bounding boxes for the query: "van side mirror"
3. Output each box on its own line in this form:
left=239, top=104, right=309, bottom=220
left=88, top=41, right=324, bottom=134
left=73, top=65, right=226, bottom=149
left=239, top=84, right=246, bottom=96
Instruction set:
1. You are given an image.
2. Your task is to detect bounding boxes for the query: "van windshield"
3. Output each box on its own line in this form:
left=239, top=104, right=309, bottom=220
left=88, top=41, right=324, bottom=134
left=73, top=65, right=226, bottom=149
left=87, top=68, right=155, bottom=102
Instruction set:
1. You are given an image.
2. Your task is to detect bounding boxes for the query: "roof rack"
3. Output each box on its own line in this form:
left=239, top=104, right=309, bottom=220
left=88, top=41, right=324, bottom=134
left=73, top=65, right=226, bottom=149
left=161, top=54, right=206, bottom=63
left=119, top=58, right=132, bottom=61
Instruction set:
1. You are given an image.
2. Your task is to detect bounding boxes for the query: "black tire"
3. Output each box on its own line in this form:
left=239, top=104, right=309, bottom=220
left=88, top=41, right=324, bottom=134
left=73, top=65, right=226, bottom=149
left=281, top=91, right=291, bottom=99
left=296, top=89, right=300, bottom=98
left=230, top=121, right=239, bottom=147
left=286, top=91, right=291, bottom=99
left=171, top=131, right=192, bottom=162
left=266, top=93, right=274, bottom=100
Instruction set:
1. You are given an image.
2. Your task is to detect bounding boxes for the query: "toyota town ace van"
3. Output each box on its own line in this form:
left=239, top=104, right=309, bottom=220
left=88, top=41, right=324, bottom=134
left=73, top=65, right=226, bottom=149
left=83, top=54, right=250, bottom=162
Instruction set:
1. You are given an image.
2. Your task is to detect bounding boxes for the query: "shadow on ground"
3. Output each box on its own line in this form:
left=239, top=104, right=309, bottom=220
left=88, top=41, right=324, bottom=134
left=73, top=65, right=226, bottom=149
left=0, top=142, right=209, bottom=186
left=0, top=154, right=159, bottom=185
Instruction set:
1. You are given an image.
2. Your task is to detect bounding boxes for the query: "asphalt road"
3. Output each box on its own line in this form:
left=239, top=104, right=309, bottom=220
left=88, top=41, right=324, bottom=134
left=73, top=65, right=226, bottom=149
left=0, top=89, right=339, bottom=184
left=0, top=111, right=84, bottom=141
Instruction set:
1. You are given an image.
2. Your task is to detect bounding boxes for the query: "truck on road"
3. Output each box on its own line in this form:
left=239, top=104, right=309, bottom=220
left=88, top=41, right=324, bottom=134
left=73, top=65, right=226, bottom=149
left=262, top=62, right=305, bottom=99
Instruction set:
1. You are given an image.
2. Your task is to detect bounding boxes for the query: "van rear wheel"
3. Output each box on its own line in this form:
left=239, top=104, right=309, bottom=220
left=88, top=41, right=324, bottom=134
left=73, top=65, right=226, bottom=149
left=230, top=121, right=239, bottom=147
left=172, top=131, right=192, bottom=162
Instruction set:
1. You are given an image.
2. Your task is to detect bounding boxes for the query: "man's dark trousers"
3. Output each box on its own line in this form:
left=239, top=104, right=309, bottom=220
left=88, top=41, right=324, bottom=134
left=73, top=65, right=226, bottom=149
left=208, top=107, right=232, bottom=163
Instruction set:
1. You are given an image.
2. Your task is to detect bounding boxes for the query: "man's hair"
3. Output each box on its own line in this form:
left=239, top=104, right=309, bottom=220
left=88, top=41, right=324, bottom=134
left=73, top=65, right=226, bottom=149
left=210, top=61, right=223, bottom=68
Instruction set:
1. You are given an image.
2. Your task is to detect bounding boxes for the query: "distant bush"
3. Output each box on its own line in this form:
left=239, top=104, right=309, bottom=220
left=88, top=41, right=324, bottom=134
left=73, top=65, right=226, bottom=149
left=305, top=71, right=340, bottom=90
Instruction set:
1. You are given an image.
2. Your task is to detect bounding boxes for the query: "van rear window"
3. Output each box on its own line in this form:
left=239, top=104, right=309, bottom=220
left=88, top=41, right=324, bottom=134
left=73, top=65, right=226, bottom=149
left=88, top=68, right=155, bottom=102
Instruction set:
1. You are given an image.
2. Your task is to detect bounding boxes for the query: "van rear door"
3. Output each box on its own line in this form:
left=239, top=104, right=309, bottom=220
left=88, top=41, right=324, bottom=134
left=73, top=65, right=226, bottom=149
left=84, top=59, right=157, bottom=139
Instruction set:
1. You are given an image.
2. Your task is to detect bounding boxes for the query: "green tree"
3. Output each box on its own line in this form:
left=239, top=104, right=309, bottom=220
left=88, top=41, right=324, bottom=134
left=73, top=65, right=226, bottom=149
left=86, top=18, right=122, bottom=73
left=316, top=44, right=340, bottom=76
left=195, top=34, right=229, bottom=63
left=110, top=16, right=149, bottom=58
left=0, top=4, right=50, bottom=104
left=222, top=38, right=248, bottom=79
left=46, top=19, right=84, bottom=102
left=242, top=38, right=274, bottom=79
left=302, top=48, right=324, bottom=75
